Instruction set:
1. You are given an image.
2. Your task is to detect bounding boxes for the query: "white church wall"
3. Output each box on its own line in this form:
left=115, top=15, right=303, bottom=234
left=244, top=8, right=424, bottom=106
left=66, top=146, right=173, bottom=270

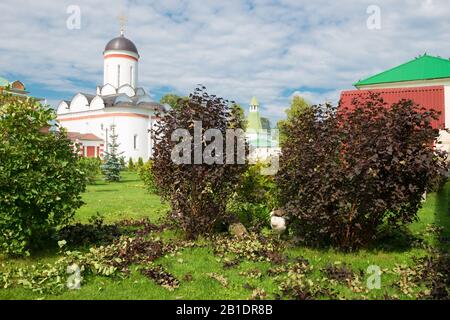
left=58, top=107, right=160, bottom=161
left=57, top=33, right=164, bottom=161
left=115, top=115, right=151, bottom=161
left=103, top=50, right=138, bottom=88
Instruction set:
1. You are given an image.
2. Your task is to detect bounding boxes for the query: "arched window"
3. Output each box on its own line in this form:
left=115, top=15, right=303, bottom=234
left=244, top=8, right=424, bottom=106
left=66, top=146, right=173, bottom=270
left=130, top=66, right=133, bottom=85
left=133, top=134, right=138, bottom=150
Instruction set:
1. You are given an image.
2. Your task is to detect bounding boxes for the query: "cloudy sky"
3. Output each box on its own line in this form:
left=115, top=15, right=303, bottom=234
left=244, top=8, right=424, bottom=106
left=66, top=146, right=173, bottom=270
left=1, top=0, right=449, bottom=123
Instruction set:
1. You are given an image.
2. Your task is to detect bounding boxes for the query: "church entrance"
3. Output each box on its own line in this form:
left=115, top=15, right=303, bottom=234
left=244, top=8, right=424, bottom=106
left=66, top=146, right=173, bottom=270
left=86, top=146, right=96, bottom=157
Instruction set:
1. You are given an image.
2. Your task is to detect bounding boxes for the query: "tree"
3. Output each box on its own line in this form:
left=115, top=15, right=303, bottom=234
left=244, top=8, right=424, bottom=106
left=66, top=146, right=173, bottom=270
left=230, top=103, right=246, bottom=130
left=0, top=94, right=87, bottom=255
left=277, top=95, right=311, bottom=144
left=79, top=157, right=102, bottom=184
left=137, top=157, right=144, bottom=169
left=139, top=160, right=158, bottom=194
left=152, top=87, right=248, bottom=238
left=128, top=157, right=134, bottom=171
left=160, top=93, right=189, bottom=110
left=276, top=94, right=449, bottom=250
left=102, top=125, right=123, bottom=182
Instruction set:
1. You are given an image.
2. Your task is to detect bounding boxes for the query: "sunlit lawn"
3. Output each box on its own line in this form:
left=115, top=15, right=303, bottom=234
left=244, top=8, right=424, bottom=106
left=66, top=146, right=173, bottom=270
left=75, top=171, right=169, bottom=223
left=0, top=172, right=448, bottom=300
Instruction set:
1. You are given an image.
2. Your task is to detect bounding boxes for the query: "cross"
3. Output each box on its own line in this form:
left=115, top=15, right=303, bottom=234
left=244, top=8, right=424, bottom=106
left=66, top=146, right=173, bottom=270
left=119, top=14, right=127, bottom=36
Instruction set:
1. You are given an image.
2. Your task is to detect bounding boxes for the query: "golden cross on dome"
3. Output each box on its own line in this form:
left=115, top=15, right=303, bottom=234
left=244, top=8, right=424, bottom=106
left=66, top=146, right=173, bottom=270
left=119, top=14, right=127, bottom=36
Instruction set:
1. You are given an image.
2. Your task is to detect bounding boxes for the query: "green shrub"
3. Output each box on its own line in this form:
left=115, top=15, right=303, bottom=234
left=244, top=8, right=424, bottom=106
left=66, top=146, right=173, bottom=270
left=128, top=157, right=134, bottom=171
left=79, top=157, right=102, bottom=184
left=427, top=155, right=448, bottom=192
left=226, top=200, right=270, bottom=229
left=137, top=157, right=144, bottom=169
left=276, top=94, right=449, bottom=250
left=226, top=162, right=278, bottom=229
left=139, top=160, right=158, bottom=194
left=0, top=95, right=87, bottom=255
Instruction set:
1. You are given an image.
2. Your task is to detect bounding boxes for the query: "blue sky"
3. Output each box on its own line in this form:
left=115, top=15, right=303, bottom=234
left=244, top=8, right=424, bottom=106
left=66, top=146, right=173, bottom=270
left=1, top=0, right=450, bottom=124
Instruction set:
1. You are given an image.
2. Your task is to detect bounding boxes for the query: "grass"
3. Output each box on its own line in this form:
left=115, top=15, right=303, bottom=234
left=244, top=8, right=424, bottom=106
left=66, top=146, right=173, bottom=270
left=0, top=172, right=448, bottom=300
left=75, top=171, right=169, bottom=223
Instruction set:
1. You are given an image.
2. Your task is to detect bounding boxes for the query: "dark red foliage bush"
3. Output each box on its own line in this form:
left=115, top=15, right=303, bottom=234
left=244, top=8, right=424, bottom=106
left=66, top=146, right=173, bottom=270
left=276, top=93, right=449, bottom=250
left=152, top=87, right=248, bottom=238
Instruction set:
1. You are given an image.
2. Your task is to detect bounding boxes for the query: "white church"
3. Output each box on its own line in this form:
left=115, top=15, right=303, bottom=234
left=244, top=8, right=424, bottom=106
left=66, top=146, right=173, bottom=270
left=57, top=29, right=165, bottom=161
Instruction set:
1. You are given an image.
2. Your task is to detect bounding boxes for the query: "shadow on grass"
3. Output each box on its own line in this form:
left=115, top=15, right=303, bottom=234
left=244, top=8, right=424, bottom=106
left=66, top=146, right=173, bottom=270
left=290, top=183, right=450, bottom=254
left=434, top=184, right=450, bottom=253
left=428, top=182, right=450, bottom=299
left=368, top=182, right=450, bottom=253
left=90, top=189, right=118, bottom=193
left=370, top=226, right=424, bottom=252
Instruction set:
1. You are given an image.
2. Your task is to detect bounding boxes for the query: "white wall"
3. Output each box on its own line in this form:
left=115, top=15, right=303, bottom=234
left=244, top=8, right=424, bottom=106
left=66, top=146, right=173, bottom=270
left=57, top=107, right=160, bottom=161
left=437, top=85, right=450, bottom=154
left=445, top=85, right=450, bottom=129
left=357, top=78, right=450, bottom=90
left=103, top=50, right=139, bottom=89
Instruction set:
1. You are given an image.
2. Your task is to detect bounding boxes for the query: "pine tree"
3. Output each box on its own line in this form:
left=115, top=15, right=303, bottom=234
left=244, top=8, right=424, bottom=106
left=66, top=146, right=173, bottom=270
left=128, top=157, right=134, bottom=171
left=119, top=157, right=126, bottom=169
left=102, top=125, right=123, bottom=182
left=137, top=157, right=144, bottom=169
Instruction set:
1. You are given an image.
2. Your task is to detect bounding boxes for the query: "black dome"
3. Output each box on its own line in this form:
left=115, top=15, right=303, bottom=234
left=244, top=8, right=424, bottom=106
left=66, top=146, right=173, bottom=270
left=104, top=36, right=139, bottom=55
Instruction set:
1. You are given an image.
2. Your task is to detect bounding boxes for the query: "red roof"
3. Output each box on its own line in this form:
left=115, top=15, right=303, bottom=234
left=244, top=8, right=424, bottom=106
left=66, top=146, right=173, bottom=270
left=78, top=133, right=103, bottom=141
left=339, top=86, right=446, bottom=129
left=67, top=132, right=103, bottom=142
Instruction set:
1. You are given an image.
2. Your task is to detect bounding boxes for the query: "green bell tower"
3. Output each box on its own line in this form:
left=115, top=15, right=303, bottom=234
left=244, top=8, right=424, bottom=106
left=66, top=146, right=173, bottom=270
left=246, top=96, right=262, bottom=132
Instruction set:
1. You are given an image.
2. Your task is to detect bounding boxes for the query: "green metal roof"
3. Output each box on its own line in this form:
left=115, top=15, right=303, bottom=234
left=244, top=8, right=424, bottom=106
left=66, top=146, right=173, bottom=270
left=250, top=96, right=259, bottom=106
left=0, top=76, right=9, bottom=87
left=354, top=54, right=450, bottom=87
left=246, top=111, right=262, bottom=131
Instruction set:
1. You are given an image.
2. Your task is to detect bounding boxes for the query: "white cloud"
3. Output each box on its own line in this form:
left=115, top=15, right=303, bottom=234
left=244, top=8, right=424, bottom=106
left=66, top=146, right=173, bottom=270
left=1, top=0, right=450, bottom=122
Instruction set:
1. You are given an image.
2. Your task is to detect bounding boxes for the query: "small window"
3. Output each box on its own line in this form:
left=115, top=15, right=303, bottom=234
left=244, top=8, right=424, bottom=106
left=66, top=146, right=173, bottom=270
left=117, top=65, right=121, bottom=87
left=133, top=134, right=138, bottom=150
left=130, top=66, right=133, bottom=84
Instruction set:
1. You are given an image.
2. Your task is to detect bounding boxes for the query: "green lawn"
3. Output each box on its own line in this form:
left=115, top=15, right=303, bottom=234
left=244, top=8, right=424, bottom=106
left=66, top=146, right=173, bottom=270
left=0, top=172, right=448, bottom=300
left=75, top=171, right=169, bottom=223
